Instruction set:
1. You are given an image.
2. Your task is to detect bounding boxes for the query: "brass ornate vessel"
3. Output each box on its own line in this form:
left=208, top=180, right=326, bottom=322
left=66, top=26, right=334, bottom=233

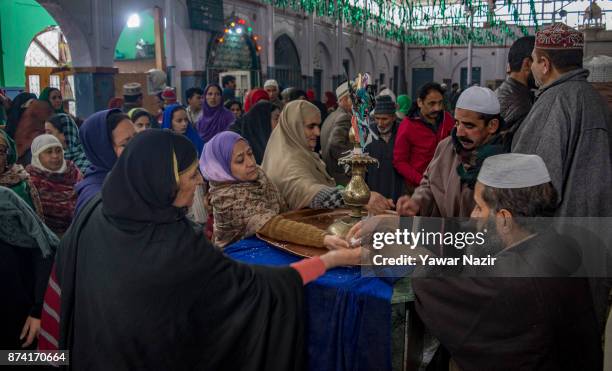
left=326, top=127, right=378, bottom=237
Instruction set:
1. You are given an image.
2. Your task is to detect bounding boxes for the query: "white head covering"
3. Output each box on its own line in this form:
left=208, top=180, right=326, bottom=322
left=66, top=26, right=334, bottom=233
left=455, top=86, right=500, bottom=115
left=478, top=153, right=551, bottom=189
left=335, top=81, right=352, bottom=100
left=378, top=88, right=396, bottom=103
left=31, top=134, right=67, bottom=173
left=264, top=79, right=279, bottom=88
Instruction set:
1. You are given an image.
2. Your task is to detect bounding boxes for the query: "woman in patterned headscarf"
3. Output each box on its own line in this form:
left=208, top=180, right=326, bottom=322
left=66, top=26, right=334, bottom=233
left=26, top=134, right=82, bottom=236
left=44, top=113, right=91, bottom=174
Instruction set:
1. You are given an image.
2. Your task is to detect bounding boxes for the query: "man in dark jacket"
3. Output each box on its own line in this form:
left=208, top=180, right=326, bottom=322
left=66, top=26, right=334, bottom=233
left=365, top=95, right=405, bottom=202
left=495, top=36, right=535, bottom=132
left=413, top=153, right=602, bottom=371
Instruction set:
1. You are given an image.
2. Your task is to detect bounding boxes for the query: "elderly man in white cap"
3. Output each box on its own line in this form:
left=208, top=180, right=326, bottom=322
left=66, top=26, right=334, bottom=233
left=412, top=153, right=601, bottom=371
left=320, top=80, right=354, bottom=185
left=263, top=79, right=282, bottom=107
left=396, top=86, right=510, bottom=217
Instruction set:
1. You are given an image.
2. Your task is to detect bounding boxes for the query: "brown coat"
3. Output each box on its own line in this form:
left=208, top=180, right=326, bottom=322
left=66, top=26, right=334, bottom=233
left=412, top=137, right=475, bottom=218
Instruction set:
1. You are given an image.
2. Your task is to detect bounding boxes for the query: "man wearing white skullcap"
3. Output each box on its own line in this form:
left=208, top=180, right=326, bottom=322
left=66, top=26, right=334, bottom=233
left=397, top=86, right=510, bottom=217
left=263, top=79, right=282, bottom=107
left=320, top=80, right=354, bottom=185
left=413, top=152, right=602, bottom=371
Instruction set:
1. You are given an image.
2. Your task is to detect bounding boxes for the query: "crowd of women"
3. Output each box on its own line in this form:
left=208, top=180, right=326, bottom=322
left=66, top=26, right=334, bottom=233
left=0, top=82, right=397, bottom=369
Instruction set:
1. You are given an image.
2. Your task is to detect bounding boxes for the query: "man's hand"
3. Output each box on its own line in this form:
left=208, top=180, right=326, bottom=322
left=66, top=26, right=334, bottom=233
left=366, top=192, right=395, bottom=215
left=396, top=195, right=420, bottom=216
left=346, top=214, right=399, bottom=247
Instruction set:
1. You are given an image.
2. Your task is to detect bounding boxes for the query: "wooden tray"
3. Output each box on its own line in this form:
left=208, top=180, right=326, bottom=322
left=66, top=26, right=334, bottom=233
left=256, top=208, right=351, bottom=258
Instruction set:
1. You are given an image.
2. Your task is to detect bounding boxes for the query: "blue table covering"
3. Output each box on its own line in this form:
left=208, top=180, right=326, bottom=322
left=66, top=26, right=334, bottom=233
left=225, top=237, right=395, bottom=371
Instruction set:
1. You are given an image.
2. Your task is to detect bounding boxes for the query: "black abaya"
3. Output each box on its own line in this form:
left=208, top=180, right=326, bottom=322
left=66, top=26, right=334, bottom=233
left=57, top=130, right=305, bottom=371
left=229, top=101, right=273, bottom=164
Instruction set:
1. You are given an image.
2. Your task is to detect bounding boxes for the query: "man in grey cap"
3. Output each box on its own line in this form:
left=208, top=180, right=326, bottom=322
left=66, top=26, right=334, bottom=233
left=122, top=82, right=144, bottom=113
left=320, top=80, right=353, bottom=185
left=396, top=86, right=510, bottom=217
left=412, top=153, right=602, bottom=371
left=512, top=23, right=612, bottom=217
left=365, top=95, right=405, bottom=202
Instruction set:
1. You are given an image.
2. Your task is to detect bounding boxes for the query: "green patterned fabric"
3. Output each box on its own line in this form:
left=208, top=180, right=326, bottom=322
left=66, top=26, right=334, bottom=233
left=0, top=186, right=59, bottom=257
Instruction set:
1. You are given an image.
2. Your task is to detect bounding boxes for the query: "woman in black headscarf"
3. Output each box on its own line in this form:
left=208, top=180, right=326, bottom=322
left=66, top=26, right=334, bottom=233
left=229, top=101, right=282, bottom=164
left=56, top=129, right=359, bottom=370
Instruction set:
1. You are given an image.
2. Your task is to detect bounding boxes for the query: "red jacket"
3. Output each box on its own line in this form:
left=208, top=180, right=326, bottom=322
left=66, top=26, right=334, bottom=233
left=393, top=112, right=454, bottom=187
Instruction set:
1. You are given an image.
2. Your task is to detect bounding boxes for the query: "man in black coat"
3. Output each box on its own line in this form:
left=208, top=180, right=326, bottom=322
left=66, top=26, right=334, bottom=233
left=413, top=153, right=602, bottom=371
left=365, top=95, right=405, bottom=202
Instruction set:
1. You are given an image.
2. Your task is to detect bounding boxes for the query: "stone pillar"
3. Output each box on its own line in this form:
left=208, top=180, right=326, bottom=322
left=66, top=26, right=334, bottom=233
left=333, top=13, right=344, bottom=89
left=304, top=13, right=315, bottom=88
left=73, top=67, right=118, bottom=117
left=266, top=4, right=276, bottom=80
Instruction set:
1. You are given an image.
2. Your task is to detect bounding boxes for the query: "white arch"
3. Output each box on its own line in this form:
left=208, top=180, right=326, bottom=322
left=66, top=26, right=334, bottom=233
left=450, top=56, right=484, bottom=79
left=365, top=50, right=376, bottom=75
left=344, top=48, right=356, bottom=78
left=315, top=42, right=333, bottom=93
left=36, top=1, right=93, bottom=67
left=273, top=32, right=302, bottom=70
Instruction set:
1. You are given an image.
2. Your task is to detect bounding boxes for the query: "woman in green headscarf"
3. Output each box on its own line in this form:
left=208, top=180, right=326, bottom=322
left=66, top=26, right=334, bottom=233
left=39, top=87, right=65, bottom=114
left=396, top=95, right=411, bottom=121
left=0, top=129, right=44, bottom=218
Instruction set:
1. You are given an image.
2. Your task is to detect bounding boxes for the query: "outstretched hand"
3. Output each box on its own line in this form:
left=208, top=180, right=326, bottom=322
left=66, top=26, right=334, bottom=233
left=320, top=247, right=363, bottom=269
left=323, top=235, right=350, bottom=250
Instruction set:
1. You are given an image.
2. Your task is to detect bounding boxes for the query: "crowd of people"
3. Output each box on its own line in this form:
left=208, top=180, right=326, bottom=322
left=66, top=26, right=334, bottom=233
left=0, top=22, right=611, bottom=370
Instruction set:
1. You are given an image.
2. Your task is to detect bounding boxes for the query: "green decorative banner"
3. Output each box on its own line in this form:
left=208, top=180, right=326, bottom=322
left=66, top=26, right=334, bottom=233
left=263, top=0, right=540, bottom=45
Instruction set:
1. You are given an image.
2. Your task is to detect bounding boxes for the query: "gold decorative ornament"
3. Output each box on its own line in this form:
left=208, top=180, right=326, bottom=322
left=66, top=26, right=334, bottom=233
left=326, top=127, right=378, bottom=238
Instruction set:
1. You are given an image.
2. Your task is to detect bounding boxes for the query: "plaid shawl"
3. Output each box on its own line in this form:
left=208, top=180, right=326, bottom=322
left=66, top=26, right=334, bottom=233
left=58, top=114, right=91, bottom=174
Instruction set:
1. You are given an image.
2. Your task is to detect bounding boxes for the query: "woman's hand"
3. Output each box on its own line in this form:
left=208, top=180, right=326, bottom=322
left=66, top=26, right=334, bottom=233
left=20, top=316, right=40, bottom=348
left=320, top=247, right=363, bottom=269
left=323, top=235, right=349, bottom=250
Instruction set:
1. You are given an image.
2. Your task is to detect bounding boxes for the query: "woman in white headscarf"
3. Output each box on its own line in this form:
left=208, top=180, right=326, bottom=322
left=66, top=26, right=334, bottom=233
left=25, top=134, right=82, bottom=236
left=262, top=100, right=392, bottom=212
